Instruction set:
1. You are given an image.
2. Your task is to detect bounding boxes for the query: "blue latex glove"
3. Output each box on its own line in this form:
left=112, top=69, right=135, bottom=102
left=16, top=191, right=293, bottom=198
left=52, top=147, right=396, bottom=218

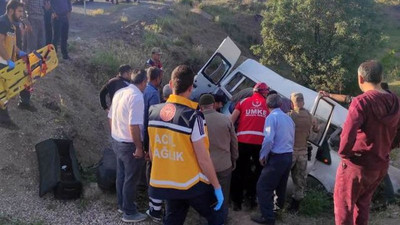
left=7, top=60, right=15, bottom=69
left=18, top=50, right=27, bottom=58
left=213, top=187, right=224, bottom=211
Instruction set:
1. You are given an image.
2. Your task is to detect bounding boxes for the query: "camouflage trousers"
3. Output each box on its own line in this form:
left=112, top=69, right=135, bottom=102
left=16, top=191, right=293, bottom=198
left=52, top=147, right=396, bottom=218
left=291, top=154, right=308, bottom=201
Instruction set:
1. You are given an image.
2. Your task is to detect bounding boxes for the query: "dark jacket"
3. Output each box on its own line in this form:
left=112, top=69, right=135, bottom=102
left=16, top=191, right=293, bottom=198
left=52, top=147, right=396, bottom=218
left=99, top=76, right=130, bottom=110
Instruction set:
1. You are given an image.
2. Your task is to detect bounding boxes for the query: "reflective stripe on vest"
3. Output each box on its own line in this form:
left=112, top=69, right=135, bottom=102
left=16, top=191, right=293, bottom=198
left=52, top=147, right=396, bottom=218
left=148, top=95, right=210, bottom=191
left=237, top=130, right=264, bottom=136
left=236, top=93, right=268, bottom=145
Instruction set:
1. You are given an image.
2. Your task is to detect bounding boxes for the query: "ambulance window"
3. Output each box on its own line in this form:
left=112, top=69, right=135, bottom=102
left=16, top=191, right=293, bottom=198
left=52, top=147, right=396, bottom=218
left=225, top=72, right=256, bottom=96
left=309, top=98, right=334, bottom=146
left=203, top=53, right=231, bottom=84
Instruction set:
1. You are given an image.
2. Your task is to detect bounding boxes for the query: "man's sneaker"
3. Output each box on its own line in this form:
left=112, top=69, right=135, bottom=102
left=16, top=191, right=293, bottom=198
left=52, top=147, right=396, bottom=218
left=122, top=212, right=147, bottom=223
left=146, top=209, right=162, bottom=223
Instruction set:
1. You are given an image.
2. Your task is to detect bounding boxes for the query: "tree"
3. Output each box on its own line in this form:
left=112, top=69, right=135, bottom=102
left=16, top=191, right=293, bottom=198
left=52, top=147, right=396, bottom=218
left=251, top=0, right=382, bottom=93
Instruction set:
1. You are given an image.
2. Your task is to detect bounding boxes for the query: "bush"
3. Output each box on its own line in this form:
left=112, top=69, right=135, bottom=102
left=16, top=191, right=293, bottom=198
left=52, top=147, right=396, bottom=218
left=300, top=188, right=333, bottom=217
left=89, top=50, right=120, bottom=79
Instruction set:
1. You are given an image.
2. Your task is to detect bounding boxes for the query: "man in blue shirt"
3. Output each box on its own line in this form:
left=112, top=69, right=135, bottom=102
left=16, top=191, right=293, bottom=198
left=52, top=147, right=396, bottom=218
left=252, top=94, right=295, bottom=225
left=143, top=66, right=163, bottom=222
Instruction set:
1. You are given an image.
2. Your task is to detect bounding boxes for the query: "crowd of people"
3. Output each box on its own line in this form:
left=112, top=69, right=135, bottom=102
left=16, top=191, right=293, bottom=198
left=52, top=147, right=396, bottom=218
left=101, top=38, right=400, bottom=225
left=0, top=0, right=72, bottom=128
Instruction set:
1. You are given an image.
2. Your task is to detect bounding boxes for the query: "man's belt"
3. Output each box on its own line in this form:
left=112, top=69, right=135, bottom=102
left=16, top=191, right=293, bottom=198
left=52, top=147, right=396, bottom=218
left=270, top=152, right=292, bottom=156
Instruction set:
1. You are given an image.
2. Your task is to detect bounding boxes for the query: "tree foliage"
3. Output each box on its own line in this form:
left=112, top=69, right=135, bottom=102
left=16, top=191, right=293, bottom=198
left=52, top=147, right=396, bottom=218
left=251, top=0, right=382, bottom=93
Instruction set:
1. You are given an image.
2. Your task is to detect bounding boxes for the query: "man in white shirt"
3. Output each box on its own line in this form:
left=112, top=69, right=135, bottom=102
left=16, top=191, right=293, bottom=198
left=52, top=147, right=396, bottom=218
left=108, top=69, right=148, bottom=223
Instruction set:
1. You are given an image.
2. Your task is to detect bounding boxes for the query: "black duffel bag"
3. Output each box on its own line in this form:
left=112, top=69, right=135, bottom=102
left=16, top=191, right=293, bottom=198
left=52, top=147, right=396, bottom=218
left=96, top=148, right=117, bottom=192
left=36, top=139, right=82, bottom=200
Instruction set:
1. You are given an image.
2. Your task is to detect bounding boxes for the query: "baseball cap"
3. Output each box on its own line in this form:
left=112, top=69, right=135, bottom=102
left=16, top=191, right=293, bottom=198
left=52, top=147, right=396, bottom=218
left=291, top=92, right=304, bottom=102
left=253, top=82, right=269, bottom=95
left=199, top=94, right=215, bottom=106
left=151, top=47, right=162, bottom=55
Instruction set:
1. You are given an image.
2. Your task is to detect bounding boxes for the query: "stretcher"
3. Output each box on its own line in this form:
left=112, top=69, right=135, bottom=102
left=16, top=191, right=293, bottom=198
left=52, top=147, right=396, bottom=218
left=0, top=44, right=58, bottom=109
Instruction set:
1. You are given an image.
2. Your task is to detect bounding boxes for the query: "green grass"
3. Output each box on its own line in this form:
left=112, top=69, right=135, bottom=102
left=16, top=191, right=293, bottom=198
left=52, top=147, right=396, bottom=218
left=89, top=50, right=120, bottom=76
left=299, top=188, right=333, bottom=217
left=81, top=165, right=97, bottom=183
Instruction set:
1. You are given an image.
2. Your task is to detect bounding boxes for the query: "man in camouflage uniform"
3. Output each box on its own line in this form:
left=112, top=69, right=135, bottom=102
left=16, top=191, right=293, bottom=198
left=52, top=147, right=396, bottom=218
left=287, top=92, right=318, bottom=212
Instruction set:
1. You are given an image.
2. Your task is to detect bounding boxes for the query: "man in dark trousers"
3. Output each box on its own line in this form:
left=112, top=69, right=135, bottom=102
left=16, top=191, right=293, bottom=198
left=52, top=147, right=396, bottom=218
left=99, top=64, right=132, bottom=111
left=0, top=0, right=27, bottom=128
left=19, top=0, right=47, bottom=110
left=51, top=0, right=71, bottom=59
left=334, top=60, right=400, bottom=225
left=108, top=69, right=148, bottom=223
left=199, top=93, right=238, bottom=222
left=142, top=66, right=163, bottom=223
left=44, top=0, right=52, bottom=45
left=252, top=94, right=295, bottom=225
left=230, top=82, right=269, bottom=210
left=147, top=65, right=224, bottom=225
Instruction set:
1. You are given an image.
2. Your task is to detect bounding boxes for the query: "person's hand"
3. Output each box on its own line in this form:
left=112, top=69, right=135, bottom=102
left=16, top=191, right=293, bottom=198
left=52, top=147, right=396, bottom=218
left=319, top=91, right=330, bottom=97
left=52, top=13, right=58, bottom=19
left=213, top=187, right=224, bottom=211
left=133, top=147, right=143, bottom=158
left=7, top=60, right=15, bottom=69
left=24, top=23, right=32, bottom=32
left=232, top=161, right=236, bottom=171
left=259, top=157, right=266, bottom=166
left=144, top=152, right=150, bottom=161
left=18, top=50, right=27, bottom=58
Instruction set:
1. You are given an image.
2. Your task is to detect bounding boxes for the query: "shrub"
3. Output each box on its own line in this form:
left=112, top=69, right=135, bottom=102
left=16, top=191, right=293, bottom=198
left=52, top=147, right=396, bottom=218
left=300, top=188, right=333, bottom=217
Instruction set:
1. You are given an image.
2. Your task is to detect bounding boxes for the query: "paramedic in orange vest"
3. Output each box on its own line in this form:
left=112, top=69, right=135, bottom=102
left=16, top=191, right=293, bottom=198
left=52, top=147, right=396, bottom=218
left=230, top=82, right=270, bottom=211
left=0, top=0, right=27, bottom=128
left=147, top=65, right=224, bottom=225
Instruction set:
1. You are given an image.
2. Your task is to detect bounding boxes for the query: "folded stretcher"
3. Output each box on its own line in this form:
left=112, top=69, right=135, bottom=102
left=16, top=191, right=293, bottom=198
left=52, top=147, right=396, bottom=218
left=0, top=44, right=58, bottom=109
